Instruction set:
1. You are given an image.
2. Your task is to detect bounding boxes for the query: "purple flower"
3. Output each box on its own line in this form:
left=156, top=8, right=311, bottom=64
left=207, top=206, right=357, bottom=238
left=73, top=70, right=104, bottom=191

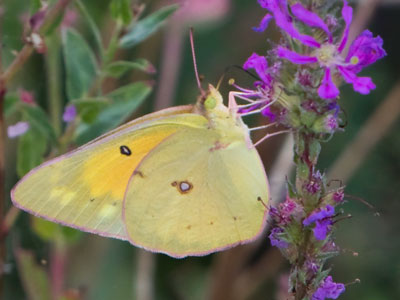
left=269, top=195, right=302, bottom=225
left=303, top=205, right=335, bottom=240
left=255, top=0, right=320, bottom=47
left=276, top=1, right=386, bottom=99
left=63, top=104, right=77, bottom=123
left=312, top=276, right=345, bottom=300
left=7, top=121, right=29, bottom=138
left=234, top=53, right=278, bottom=120
left=324, top=114, right=339, bottom=133
left=303, top=205, right=334, bottom=226
left=333, top=190, right=344, bottom=203
left=243, top=53, right=273, bottom=86
left=269, top=227, right=289, bottom=248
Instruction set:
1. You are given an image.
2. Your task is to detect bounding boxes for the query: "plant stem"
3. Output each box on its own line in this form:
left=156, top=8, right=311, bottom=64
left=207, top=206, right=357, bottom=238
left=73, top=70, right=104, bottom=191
left=46, top=32, right=63, bottom=135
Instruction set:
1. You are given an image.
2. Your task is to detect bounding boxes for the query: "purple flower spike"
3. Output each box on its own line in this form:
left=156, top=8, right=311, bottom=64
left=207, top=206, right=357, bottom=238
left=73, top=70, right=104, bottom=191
left=7, top=121, right=29, bottom=138
left=253, top=14, right=273, bottom=32
left=63, top=104, right=77, bottom=123
left=346, top=30, right=387, bottom=73
left=324, top=114, right=339, bottom=133
left=291, top=3, right=332, bottom=42
left=318, top=68, right=339, bottom=99
left=269, top=227, right=289, bottom=248
left=312, top=276, right=345, bottom=300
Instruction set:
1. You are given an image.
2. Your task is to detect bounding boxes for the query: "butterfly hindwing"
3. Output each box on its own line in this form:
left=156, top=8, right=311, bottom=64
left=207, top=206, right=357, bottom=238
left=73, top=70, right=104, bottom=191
left=123, top=126, right=269, bottom=257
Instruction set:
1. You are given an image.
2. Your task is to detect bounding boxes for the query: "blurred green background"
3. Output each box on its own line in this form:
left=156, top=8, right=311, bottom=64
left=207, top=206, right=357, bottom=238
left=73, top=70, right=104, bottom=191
left=2, top=0, right=399, bottom=299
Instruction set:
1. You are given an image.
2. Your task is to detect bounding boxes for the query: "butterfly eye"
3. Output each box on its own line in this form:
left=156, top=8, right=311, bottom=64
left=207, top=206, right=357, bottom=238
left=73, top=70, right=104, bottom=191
left=204, top=96, right=217, bottom=110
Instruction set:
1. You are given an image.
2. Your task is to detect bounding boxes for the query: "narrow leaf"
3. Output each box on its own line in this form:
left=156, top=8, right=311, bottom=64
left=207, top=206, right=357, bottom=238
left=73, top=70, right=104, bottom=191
left=4, top=94, right=18, bottom=117
left=17, top=127, right=47, bottom=177
left=120, top=4, right=179, bottom=48
left=72, top=97, right=111, bottom=124
left=63, top=29, right=98, bottom=101
left=103, top=59, right=156, bottom=78
left=75, top=82, right=152, bottom=144
left=110, top=0, right=133, bottom=25
left=15, top=249, right=51, bottom=300
left=22, top=104, right=58, bottom=144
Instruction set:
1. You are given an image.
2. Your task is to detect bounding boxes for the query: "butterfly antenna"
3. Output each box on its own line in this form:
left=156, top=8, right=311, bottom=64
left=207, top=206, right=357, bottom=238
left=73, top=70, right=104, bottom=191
left=190, top=27, right=205, bottom=98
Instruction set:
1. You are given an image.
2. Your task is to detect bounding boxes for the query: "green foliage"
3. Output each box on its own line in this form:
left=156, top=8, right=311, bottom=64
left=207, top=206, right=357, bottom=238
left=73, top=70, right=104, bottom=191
left=75, top=82, right=152, bottom=144
left=22, top=104, right=57, bottom=144
left=15, top=249, right=51, bottom=300
left=4, top=93, right=18, bottom=117
left=103, top=59, right=156, bottom=78
left=63, top=29, right=98, bottom=101
left=32, top=217, right=82, bottom=244
left=110, top=0, right=133, bottom=25
left=72, top=97, right=110, bottom=124
left=120, top=4, right=179, bottom=48
left=17, top=126, right=47, bottom=177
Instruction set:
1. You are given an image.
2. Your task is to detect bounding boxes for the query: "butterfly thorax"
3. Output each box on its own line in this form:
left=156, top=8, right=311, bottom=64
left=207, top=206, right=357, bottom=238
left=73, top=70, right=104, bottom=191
left=194, top=85, right=252, bottom=147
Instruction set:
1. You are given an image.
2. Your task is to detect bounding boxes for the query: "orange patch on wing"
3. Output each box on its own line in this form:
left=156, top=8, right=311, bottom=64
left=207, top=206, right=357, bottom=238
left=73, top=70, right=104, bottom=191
left=82, top=127, right=177, bottom=199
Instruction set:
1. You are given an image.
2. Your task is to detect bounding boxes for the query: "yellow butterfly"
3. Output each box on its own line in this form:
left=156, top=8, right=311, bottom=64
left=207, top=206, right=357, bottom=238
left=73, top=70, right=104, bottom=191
left=11, top=85, right=269, bottom=258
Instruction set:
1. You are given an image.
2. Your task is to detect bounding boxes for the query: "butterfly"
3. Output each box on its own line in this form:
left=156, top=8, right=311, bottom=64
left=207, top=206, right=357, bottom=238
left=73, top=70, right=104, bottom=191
left=11, top=85, right=269, bottom=258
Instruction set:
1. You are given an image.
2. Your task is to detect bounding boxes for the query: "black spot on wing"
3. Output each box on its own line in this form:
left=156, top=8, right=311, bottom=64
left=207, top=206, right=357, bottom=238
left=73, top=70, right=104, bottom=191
left=120, top=145, right=132, bottom=156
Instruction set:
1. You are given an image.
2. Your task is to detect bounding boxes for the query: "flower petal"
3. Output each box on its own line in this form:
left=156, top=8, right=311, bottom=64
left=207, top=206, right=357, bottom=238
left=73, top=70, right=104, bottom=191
left=318, top=68, right=339, bottom=99
left=253, top=13, right=273, bottom=32
left=277, top=46, right=318, bottom=64
left=63, top=104, right=77, bottom=123
left=291, top=3, right=332, bottom=42
left=7, top=121, right=30, bottom=138
left=338, top=0, right=353, bottom=53
left=338, top=66, right=376, bottom=94
left=346, top=30, right=387, bottom=73
left=243, top=53, right=272, bottom=84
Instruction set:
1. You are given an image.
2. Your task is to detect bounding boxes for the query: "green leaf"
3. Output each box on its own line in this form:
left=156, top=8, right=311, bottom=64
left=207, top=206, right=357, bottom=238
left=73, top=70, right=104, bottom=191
left=75, top=0, right=104, bottom=57
left=15, top=249, right=51, bottom=300
left=32, top=217, right=59, bottom=241
left=75, top=82, right=152, bottom=144
left=103, top=59, right=156, bottom=78
left=30, top=0, right=42, bottom=13
left=17, top=126, right=47, bottom=177
left=22, top=104, right=58, bottom=144
left=63, top=29, right=98, bottom=101
left=120, top=4, right=179, bottom=48
left=110, top=0, right=133, bottom=25
left=4, top=93, right=18, bottom=117
left=72, top=98, right=111, bottom=124
left=32, top=217, right=82, bottom=244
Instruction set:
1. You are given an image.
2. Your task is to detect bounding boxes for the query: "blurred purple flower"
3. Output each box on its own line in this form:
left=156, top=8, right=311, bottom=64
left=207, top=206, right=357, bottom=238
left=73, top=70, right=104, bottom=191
left=19, top=89, right=35, bottom=105
left=275, top=1, right=386, bottom=99
left=63, top=104, right=77, bottom=123
left=269, top=227, right=289, bottom=248
left=61, top=9, right=78, bottom=28
left=303, top=205, right=334, bottom=226
left=312, top=276, right=345, bottom=300
left=304, top=205, right=335, bottom=240
left=324, top=114, right=339, bottom=133
left=7, top=122, right=29, bottom=138
left=333, top=190, right=344, bottom=203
